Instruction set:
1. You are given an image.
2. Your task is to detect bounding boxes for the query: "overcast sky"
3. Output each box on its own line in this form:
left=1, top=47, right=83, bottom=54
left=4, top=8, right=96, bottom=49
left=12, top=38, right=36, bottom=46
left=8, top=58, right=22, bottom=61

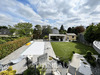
left=0, top=0, right=100, bottom=29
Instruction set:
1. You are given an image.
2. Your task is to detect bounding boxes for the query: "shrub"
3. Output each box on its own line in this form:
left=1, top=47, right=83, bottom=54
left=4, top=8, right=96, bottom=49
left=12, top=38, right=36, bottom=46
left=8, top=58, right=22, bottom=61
left=43, top=35, right=48, bottom=39
left=0, top=66, right=16, bottom=75
left=23, top=65, right=46, bottom=75
left=49, top=57, right=53, bottom=60
left=0, top=37, right=30, bottom=59
left=84, top=51, right=96, bottom=67
left=0, top=39, right=6, bottom=44
left=72, top=51, right=75, bottom=54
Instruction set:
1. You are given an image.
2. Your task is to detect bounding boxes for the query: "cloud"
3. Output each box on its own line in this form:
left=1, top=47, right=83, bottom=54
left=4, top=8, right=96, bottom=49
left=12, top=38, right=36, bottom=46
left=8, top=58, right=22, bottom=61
left=0, top=0, right=43, bottom=26
left=0, top=13, right=14, bottom=25
left=0, top=0, right=100, bottom=29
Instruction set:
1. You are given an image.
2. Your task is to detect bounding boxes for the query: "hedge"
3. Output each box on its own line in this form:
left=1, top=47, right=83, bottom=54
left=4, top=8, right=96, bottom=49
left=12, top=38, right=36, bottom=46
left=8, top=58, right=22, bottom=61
left=0, top=37, right=31, bottom=59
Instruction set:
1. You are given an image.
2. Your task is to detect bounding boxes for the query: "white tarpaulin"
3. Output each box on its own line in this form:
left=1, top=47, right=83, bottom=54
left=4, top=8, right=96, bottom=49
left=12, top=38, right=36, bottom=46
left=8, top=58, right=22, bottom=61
left=10, top=56, right=24, bottom=64
left=21, top=42, right=44, bottom=56
left=78, top=60, right=92, bottom=75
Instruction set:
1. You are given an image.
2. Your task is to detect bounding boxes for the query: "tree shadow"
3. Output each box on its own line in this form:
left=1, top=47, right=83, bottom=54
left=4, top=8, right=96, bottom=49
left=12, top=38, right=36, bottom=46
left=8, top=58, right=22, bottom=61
left=72, top=41, right=98, bottom=55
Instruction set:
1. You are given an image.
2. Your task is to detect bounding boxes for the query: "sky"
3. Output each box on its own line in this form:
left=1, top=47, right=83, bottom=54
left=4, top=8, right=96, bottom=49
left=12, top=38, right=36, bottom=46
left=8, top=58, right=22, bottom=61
left=0, top=0, right=100, bottom=29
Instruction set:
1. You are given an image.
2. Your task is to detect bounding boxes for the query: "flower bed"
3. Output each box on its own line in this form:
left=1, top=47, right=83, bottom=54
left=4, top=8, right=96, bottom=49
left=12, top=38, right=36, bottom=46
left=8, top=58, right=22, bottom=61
left=0, top=37, right=31, bottom=59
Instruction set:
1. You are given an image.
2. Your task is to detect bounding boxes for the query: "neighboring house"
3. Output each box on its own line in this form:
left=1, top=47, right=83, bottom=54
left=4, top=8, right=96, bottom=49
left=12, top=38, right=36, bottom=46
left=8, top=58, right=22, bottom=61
left=52, top=29, right=59, bottom=34
left=49, top=34, right=66, bottom=41
left=49, top=32, right=77, bottom=41
left=0, top=28, right=16, bottom=37
left=66, top=33, right=77, bottom=41
left=0, top=28, right=11, bottom=37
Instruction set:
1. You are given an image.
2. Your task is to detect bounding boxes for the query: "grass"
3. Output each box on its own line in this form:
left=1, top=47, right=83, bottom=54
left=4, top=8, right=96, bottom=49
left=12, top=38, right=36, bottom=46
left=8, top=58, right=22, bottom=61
left=51, top=42, right=98, bottom=62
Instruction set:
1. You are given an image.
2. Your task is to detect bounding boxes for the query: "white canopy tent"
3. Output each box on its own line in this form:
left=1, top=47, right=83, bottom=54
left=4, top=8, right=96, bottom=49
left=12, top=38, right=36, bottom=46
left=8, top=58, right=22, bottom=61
left=21, top=42, right=45, bottom=56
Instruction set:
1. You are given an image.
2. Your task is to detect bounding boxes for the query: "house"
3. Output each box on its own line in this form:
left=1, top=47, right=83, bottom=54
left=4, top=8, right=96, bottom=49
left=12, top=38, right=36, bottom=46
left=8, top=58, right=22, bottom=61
left=0, top=28, right=16, bottom=37
left=66, top=33, right=77, bottom=41
left=0, top=28, right=11, bottom=37
left=49, top=32, right=77, bottom=41
left=49, top=34, right=66, bottom=41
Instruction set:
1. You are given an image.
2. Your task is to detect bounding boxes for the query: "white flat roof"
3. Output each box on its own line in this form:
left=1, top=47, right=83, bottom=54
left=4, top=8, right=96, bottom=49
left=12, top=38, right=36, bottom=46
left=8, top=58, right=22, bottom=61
left=49, top=34, right=66, bottom=36
left=21, top=42, right=44, bottom=56
left=67, top=33, right=76, bottom=36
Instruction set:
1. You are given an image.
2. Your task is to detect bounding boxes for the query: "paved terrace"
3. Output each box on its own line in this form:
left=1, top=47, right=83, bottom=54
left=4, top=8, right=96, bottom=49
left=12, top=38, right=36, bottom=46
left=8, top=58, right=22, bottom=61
left=0, top=44, right=30, bottom=74
left=0, top=40, right=67, bottom=75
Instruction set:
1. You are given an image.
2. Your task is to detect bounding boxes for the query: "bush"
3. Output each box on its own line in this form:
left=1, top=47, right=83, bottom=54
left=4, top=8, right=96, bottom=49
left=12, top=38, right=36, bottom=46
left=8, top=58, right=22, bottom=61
left=84, top=51, right=96, bottom=67
left=0, top=37, right=18, bottom=42
left=0, top=37, right=30, bottom=59
left=0, top=39, right=6, bottom=44
left=43, top=35, right=48, bottom=39
left=0, top=66, right=16, bottom=75
left=72, top=51, right=75, bottom=54
left=23, top=65, right=46, bottom=75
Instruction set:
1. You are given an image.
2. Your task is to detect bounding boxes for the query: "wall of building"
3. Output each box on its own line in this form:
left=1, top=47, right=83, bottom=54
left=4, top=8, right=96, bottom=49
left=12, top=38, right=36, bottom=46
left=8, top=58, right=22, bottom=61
left=77, top=33, right=87, bottom=43
left=66, top=35, right=76, bottom=41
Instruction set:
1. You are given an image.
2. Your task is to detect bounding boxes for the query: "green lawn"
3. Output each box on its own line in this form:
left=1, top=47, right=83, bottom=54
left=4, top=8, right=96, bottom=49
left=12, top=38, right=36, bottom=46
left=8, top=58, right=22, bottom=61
left=51, top=42, right=98, bottom=62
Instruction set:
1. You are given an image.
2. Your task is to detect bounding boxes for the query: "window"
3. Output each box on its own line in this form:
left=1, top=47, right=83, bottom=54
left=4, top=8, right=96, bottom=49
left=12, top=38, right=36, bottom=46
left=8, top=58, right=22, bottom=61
left=72, top=36, right=74, bottom=38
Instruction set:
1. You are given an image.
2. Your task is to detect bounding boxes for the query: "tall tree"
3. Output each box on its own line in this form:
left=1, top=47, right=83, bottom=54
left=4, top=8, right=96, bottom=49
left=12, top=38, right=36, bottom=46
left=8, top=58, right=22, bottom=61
left=42, top=25, right=52, bottom=37
left=75, top=26, right=85, bottom=34
left=71, top=27, right=76, bottom=33
left=94, top=23, right=100, bottom=41
left=46, top=25, right=52, bottom=35
left=67, top=27, right=72, bottom=33
left=67, top=26, right=85, bottom=35
left=33, top=25, right=42, bottom=39
left=8, top=25, right=16, bottom=36
left=0, top=26, right=8, bottom=29
left=59, top=25, right=66, bottom=34
left=59, top=25, right=64, bottom=31
left=84, top=23, right=96, bottom=43
left=14, top=22, right=33, bottom=37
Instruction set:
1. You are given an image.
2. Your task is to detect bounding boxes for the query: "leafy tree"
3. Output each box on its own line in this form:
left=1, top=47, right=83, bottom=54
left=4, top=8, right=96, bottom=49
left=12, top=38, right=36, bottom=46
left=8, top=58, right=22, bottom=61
left=46, top=25, right=52, bottom=35
left=8, top=25, right=16, bottom=36
left=95, top=23, right=100, bottom=40
left=42, top=25, right=52, bottom=37
left=14, top=22, right=33, bottom=37
left=84, top=23, right=96, bottom=43
left=60, top=25, right=64, bottom=30
left=59, top=25, right=66, bottom=34
left=33, top=25, right=42, bottom=39
left=53, top=27, right=58, bottom=30
left=0, top=26, right=8, bottom=29
left=71, top=27, right=76, bottom=33
left=67, top=26, right=85, bottom=35
left=67, top=27, right=72, bottom=33
left=75, top=26, right=85, bottom=34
